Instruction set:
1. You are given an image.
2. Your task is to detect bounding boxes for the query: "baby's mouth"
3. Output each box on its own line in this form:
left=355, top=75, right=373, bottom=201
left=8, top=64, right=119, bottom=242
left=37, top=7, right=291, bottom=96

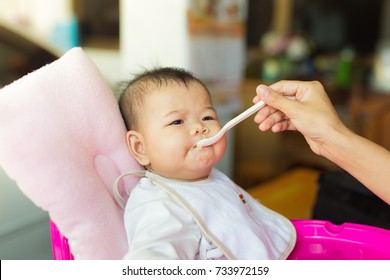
left=192, top=140, right=211, bottom=150
left=193, top=133, right=216, bottom=149
left=192, top=143, right=203, bottom=150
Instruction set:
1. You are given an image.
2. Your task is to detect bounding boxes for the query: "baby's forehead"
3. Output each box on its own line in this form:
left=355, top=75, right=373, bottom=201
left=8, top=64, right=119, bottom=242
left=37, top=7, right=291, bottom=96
left=146, top=83, right=213, bottom=110
left=150, top=80, right=209, bottom=96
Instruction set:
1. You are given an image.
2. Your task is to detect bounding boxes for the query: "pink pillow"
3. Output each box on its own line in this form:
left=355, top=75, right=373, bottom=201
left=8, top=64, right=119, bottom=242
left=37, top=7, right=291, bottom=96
left=0, top=48, right=142, bottom=259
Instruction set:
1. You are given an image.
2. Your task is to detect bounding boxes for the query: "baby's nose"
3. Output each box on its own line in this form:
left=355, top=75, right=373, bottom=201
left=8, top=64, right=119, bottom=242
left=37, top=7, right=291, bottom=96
left=190, top=124, right=209, bottom=135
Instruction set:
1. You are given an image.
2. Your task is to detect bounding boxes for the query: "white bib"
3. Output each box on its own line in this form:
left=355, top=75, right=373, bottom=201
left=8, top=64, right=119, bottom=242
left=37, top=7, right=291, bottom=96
left=142, top=169, right=296, bottom=260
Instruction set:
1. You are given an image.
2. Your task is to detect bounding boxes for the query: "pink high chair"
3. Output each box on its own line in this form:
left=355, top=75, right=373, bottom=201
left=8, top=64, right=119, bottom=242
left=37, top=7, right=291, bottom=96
left=50, top=219, right=390, bottom=260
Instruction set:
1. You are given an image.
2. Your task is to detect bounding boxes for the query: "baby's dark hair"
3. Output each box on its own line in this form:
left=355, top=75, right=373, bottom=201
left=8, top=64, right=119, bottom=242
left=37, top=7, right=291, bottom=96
left=119, top=67, right=209, bottom=130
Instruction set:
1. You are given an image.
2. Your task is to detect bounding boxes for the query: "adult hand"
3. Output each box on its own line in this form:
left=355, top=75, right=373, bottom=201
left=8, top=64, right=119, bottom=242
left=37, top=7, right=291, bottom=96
left=253, top=80, right=347, bottom=156
left=253, top=80, right=390, bottom=205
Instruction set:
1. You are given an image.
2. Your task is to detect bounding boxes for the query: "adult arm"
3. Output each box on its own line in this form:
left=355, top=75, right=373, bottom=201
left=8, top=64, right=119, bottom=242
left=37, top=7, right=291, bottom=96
left=253, top=80, right=390, bottom=205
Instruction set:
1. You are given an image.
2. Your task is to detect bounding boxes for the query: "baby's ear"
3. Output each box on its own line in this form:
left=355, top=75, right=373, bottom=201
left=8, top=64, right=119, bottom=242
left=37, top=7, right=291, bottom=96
left=126, top=130, right=150, bottom=166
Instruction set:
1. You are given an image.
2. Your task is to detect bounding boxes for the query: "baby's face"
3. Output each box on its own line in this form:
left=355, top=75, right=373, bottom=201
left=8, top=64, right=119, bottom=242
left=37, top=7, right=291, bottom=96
left=138, top=82, right=227, bottom=180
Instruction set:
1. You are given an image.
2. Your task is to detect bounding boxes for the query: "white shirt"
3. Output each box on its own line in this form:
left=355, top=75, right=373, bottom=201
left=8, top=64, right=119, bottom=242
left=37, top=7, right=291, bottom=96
left=122, top=168, right=296, bottom=260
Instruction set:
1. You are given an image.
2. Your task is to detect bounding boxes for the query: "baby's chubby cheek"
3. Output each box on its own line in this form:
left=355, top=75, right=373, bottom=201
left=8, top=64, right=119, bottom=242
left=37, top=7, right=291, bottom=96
left=214, top=136, right=227, bottom=158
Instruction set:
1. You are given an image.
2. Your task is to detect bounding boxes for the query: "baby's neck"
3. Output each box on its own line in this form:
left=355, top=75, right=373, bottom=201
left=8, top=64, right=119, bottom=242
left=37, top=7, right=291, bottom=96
left=146, top=168, right=211, bottom=182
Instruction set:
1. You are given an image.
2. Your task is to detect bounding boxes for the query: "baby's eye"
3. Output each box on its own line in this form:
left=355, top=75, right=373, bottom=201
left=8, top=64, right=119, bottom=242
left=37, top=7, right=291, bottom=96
left=202, top=116, right=215, bottom=121
left=169, top=119, right=184, bottom=125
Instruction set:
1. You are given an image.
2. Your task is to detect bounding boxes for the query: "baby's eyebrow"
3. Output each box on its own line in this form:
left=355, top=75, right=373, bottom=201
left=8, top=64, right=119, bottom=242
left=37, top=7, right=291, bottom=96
left=204, top=106, right=217, bottom=113
left=162, top=106, right=217, bottom=119
left=163, top=110, right=186, bottom=119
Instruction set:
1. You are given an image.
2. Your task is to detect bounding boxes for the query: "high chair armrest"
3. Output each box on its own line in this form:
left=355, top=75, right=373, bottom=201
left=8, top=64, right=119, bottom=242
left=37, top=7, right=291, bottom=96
left=50, top=220, right=74, bottom=260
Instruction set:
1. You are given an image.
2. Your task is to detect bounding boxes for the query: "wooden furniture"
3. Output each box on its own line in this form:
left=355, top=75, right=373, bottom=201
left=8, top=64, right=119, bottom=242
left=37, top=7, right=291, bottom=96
left=247, top=167, right=320, bottom=220
left=349, top=90, right=390, bottom=151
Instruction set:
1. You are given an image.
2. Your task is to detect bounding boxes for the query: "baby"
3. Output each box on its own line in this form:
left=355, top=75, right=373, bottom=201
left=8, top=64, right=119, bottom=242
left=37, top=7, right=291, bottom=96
left=117, top=67, right=296, bottom=260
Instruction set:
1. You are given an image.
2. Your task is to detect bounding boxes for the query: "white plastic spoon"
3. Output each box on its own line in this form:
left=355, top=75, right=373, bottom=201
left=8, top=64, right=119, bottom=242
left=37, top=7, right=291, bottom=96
left=195, top=101, right=265, bottom=148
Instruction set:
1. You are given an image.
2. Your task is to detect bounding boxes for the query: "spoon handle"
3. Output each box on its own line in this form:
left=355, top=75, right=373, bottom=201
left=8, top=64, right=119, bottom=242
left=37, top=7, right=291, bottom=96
left=196, top=101, right=265, bottom=148
left=222, top=101, right=265, bottom=132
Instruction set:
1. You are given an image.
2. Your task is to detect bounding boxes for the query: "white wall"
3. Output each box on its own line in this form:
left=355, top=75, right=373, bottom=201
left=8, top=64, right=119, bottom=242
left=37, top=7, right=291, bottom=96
left=120, top=0, right=190, bottom=76
left=119, top=0, right=246, bottom=81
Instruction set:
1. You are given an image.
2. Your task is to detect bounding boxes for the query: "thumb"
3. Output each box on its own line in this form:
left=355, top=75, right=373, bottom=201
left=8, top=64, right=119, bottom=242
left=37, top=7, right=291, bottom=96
left=256, top=85, right=292, bottom=115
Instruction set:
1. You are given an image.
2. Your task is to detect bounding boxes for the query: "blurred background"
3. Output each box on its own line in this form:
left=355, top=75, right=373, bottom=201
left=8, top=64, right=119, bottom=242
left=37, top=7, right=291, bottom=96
left=1, top=0, right=390, bottom=259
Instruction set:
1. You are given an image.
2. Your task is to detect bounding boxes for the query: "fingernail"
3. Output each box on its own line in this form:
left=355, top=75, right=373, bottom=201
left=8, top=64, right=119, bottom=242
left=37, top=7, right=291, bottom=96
left=256, top=85, right=270, bottom=98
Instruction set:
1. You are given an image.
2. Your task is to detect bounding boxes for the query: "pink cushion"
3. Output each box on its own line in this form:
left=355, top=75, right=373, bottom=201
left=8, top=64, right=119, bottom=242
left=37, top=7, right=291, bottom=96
left=0, top=47, right=142, bottom=259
